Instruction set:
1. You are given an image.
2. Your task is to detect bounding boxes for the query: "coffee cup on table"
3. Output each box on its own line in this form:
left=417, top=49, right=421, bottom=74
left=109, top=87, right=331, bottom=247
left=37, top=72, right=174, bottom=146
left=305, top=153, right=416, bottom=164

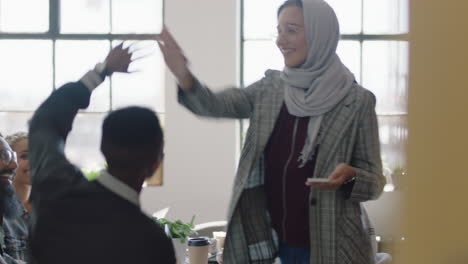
left=188, top=237, right=210, bottom=264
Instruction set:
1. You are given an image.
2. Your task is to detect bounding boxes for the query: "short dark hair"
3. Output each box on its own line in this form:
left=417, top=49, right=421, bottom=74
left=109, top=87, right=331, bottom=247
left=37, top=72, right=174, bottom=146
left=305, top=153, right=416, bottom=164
left=278, top=0, right=303, bottom=17
left=101, top=107, right=164, bottom=171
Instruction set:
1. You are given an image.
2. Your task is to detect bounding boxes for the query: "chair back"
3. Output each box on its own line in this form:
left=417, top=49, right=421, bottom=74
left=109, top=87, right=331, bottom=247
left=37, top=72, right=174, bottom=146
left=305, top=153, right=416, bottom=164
left=193, top=221, right=227, bottom=238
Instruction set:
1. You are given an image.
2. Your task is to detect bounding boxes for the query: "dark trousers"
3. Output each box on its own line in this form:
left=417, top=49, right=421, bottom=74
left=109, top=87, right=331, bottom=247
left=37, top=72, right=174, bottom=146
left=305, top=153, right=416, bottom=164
left=279, top=241, right=310, bottom=264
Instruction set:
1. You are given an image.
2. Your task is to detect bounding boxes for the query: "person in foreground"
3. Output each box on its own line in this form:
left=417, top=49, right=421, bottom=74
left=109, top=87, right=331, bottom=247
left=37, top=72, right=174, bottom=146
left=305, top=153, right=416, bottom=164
left=28, top=44, right=175, bottom=264
left=157, top=0, right=385, bottom=263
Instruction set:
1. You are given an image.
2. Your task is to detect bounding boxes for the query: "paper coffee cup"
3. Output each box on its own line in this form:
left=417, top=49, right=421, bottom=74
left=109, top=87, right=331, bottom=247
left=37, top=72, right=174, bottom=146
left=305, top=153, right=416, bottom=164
left=188, top=237, right=209, bottom=264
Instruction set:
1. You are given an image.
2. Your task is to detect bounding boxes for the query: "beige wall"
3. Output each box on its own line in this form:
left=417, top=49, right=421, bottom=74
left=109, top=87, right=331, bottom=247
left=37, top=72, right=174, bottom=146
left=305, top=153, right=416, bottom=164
left=140, top=0, right=240, bottom=224
left=401, top=0, right=468, bottom=263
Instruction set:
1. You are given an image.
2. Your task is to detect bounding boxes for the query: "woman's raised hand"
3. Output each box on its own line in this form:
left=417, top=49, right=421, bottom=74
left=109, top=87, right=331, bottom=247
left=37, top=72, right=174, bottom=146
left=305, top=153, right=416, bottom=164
left=157, top=27, right=194, bottom=91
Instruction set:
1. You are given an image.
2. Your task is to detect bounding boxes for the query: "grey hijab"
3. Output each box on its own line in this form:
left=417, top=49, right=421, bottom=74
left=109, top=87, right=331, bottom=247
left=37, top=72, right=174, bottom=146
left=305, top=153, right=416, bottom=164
left=280, top=0, right=355, bottom=167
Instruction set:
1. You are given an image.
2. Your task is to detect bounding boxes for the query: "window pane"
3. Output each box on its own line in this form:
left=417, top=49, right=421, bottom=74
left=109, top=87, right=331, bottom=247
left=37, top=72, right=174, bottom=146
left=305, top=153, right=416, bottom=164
left=243, top=0, right=284, bottom=39
left=61, top=0, right=110, bottom=33
left=65, top=113, right=106, bottom=171
left=55, top=40, right=111, bottom=112
left=112, top=0, right=163, bottom=34
left=363, top=0, right=409, bottom=34
left=243, top=40, right=283, bottom=86
left=0, top=40, right=52, bottom=111
left=337, top=40, right=361, bottom=83
left=0, top=0, right=49, bottom=32
left=111, top=41, right=165, bottom=112
left=362, top=41, right=408, bottom=114
left=378, top=115, right=407, bottom=187
left=0, top=113, right=32, bottom=137
left=325, top=0, right=362, bottom=34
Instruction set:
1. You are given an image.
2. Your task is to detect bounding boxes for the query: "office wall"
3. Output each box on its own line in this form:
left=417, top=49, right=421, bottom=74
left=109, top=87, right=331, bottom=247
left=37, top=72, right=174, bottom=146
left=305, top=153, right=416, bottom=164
left=401, top=0, right=468, bottom=263
left=140, top=0, right=240, bottom=224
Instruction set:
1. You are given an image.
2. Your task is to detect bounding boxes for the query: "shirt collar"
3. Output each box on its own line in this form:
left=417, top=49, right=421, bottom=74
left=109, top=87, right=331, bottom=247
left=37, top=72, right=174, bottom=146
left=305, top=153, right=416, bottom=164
left=96, top=170, right=140, bottom=207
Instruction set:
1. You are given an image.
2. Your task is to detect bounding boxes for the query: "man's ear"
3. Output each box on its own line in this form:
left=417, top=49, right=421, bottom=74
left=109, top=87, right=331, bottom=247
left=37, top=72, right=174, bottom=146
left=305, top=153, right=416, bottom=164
left=151, top=151, right=164, bottom=174
left=152, top=150, right=164, bottom=172
left=152, top=159, right=161, bottom=173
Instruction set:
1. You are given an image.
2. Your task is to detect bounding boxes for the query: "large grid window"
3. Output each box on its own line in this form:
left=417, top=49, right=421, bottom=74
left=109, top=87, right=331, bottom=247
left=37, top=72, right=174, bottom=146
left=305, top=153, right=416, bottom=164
left=242, top=0, right=409, bottom=190
left=0, top=0, right=165, bottom=185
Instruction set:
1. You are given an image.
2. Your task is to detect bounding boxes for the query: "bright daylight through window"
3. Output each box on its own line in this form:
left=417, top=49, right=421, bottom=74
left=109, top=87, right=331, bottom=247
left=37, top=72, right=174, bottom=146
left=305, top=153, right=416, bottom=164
left=0, top=0, right=165, bottom=185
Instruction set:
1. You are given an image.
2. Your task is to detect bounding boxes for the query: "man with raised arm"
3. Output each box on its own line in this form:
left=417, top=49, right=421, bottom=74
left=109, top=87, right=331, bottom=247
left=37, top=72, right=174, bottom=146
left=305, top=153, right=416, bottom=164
left=28, top=44, right=175, bottom=264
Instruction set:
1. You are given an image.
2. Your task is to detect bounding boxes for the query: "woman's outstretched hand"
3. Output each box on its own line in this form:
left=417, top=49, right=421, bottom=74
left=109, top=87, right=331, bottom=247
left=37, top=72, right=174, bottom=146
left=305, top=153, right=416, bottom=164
left=156, top=27, right=194, bottom=91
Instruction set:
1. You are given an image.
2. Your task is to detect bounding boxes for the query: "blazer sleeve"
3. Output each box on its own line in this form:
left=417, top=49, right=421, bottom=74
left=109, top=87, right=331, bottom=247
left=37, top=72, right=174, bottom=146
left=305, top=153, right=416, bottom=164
left=29, top=69, right=104, bottom=203
left=147, top=224, right=176, bottom=264
left=348, top=91, right=386, bottom=202
left=177, top=78, right=265, bottom=119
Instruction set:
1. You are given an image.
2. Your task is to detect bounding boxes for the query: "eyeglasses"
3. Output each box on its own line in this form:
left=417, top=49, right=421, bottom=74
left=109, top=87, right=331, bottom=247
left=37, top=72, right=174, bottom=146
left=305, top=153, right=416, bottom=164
left=0, top=149, right=17, bottom=165
left=274, top=24, right=305, bottom=39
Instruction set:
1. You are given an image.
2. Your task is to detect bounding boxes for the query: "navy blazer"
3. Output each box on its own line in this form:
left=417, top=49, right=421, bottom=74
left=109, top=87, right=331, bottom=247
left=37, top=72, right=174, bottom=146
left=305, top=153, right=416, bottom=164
left=28, top=71, right=175, bottom=264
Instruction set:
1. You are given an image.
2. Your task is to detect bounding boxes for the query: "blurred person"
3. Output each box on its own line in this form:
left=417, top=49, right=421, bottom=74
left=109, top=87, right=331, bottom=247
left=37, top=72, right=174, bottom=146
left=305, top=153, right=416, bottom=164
left=157, top=0, right=385, bottom=263
left=28, top=44, right=175, bottom=264
left=0, top=133, right=26, bottom=264
left=5, top=133, right=30, bottom=213
left=3, top=133, right=31, bottom=263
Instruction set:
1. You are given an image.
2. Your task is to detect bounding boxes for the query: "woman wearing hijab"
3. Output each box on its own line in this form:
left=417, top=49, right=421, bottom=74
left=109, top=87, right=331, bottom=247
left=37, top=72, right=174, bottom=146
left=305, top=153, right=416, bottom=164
left=157, top=0, right=385, bottom=263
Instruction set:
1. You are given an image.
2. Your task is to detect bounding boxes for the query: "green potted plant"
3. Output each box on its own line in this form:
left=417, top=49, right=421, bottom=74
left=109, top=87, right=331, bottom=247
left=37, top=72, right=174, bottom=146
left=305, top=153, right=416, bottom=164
left=155, top=216, right=197, bottom=263
left=83, top=169, right=101, bottom=181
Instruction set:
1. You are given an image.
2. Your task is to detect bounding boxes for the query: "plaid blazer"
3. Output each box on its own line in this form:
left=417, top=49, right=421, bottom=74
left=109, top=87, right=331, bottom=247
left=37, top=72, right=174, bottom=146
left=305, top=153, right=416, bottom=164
left=178, top=70, right=385, bottom=264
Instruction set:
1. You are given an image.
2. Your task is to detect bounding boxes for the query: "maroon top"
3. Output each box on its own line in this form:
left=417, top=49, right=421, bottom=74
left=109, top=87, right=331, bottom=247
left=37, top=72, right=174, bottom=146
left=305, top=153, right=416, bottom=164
left=264, top=104, right=318, bottom=248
